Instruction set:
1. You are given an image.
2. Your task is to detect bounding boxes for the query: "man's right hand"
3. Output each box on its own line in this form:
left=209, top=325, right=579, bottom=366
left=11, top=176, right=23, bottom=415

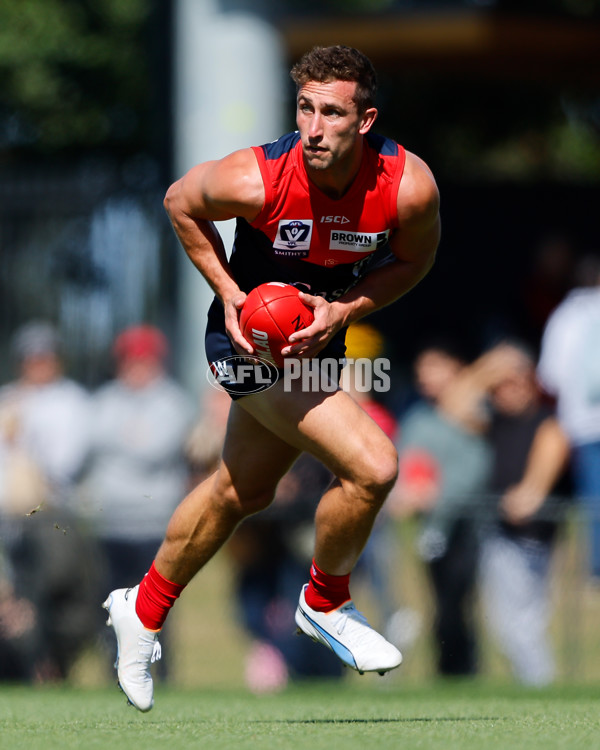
left=224, top=291, right=253, bottom=356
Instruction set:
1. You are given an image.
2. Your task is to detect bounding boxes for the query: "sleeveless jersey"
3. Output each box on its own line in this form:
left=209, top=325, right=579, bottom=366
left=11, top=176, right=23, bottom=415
left=229, top=130, right=406, bottom=302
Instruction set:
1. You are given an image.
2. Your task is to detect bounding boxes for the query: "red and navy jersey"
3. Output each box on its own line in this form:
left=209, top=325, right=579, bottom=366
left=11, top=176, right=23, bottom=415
left=229, top=131, right=406, bottom=302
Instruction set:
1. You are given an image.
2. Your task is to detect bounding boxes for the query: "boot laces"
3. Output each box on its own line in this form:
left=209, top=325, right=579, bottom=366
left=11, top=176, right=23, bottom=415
left=334, top=602, right=370, bottom=637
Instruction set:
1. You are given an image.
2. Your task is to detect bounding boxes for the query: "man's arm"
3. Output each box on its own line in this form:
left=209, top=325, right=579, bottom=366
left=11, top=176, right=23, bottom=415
left=501, top=417, right=570, bottom=525
left=163, top=149, right=265, bottom=354
left=437, top=344, right=531, bottom=433
left=285, top=151, right=440, bottom=357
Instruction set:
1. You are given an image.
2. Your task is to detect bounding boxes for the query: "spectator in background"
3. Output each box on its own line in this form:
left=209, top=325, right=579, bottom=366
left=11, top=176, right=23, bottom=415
left=82, top=324, right=194, bottom=677
left=391, top=338, right=492, bottom=677
left=455, top=341, right=570, bottom=685
left=0, top=321, right=92, bottom=513
left=0, top=543, right=37, bottom=681
left=0, top=320, right=98, bottom=681
left=517, top=233, right=576, bottom=347
left=537, top=254, right=600, bottom=584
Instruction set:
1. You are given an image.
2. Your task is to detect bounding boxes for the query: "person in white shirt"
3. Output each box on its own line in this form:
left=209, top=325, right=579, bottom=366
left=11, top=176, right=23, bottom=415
left=0, top=320, right=96, bottom=680
left=538, top=254, right=600, bottom=581
left=0, top=320, right=92, bottom=513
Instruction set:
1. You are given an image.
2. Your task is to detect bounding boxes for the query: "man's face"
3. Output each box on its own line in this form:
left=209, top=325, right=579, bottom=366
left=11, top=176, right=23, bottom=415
left=491, top=368, right=537, bottom=416
left=414, top=350, right=463, bottom=402
left=296, top=79, right=376, bottom=172
left=21, top=353, right=62, bottom=386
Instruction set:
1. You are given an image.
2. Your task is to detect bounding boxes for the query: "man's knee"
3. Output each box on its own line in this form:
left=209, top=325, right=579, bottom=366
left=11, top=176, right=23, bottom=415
left=369, top=441, right=399, bottom=493
left=215, top=479, right=276, bottom=519
left=352, top=439, right=398, bottom=500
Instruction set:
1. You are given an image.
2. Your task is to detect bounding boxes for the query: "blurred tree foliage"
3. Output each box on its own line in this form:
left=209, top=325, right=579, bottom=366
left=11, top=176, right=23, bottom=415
left=377, top=76, right=600, bottom=183
left=0, top=0, right=598, bottom=183
left=0, top=0, right=153, bottom=156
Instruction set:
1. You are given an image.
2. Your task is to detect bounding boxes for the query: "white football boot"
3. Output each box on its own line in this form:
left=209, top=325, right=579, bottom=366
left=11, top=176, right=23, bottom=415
left=295, top=584, right=402, bottom=675
left=102, top=586, right=161, bottom=712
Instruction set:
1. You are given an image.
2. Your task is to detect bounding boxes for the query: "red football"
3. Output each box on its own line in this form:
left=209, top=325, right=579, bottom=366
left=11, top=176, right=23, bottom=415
left=239, top=282, right=314, bottom=367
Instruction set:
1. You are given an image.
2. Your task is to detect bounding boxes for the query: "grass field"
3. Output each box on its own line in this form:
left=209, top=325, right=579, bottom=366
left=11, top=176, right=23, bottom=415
left=1, top=681, right=600, bottom=750
left=5, top=516, right=600, bottom=749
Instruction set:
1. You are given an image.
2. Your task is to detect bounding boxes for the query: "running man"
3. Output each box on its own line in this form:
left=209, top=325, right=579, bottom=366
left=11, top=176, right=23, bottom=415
left=103, top=45, right=440, bottom=711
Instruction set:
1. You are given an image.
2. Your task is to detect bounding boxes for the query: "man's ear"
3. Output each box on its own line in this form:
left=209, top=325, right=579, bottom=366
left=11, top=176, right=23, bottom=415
left=358, top=107, right=378, bottom=135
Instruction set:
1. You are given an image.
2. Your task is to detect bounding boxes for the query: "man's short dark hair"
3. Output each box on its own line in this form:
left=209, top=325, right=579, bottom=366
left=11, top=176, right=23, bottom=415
left=290, top=45, right=377, bottom=112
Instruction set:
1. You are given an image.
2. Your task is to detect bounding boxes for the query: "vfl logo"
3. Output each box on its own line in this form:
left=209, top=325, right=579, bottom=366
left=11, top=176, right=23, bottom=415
left=273, top=219, right=313, bottom=257
left=282, top=220, right=310, bottom=247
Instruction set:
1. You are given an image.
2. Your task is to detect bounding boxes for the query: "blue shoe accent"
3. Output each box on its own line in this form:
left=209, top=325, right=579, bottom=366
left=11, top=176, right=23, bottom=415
left=298, top=605, right=358, bottom=669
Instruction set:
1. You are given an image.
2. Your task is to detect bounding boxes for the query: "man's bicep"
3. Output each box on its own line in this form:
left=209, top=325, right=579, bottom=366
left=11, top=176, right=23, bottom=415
left=175, top=161, right=241, bottom=221
left=164, top=163, right=225, bottom=223
left=182, top=150, right=264, bottom=222
left=391, top=156, right=441, bottom=265
left=388, top=206, right=440, bottom=268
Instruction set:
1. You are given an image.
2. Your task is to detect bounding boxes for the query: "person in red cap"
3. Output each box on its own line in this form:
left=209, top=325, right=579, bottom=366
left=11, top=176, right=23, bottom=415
left=111, top=325, right=170, bottom=390
left=82, top=324, right=195, bottom=681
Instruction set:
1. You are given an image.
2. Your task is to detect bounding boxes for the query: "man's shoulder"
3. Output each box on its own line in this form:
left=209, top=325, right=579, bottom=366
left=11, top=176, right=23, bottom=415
left=563, top=287, right=600, bottom=311
left=396, top=150, right=440, bottom=223
left=257, top=131, right=301, bottom=161
left=55, top=379, right=92, bottom=410
left=93, top=379, right=121, bottom=399
left=547, top=288, right=600, bottom=328
left=365, top=131, right=402, bottom=157
left=44, top=377, right=89, bottom=399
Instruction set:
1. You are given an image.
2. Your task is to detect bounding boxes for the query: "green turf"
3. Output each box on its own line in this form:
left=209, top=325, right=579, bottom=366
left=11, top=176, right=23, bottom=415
left=1, top=681, right=600, bottom=750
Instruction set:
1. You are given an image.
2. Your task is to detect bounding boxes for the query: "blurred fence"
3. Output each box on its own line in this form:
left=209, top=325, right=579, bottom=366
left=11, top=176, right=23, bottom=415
left=387, top=497, right=598, bottom=685
left=0, top=160, right=175, bottom=387
left=1, top=495, right=600, bottom=687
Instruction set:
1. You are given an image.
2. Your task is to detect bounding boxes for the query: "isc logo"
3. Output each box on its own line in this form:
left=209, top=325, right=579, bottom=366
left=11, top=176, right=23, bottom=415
left=320, top=216, right=350, bottom=224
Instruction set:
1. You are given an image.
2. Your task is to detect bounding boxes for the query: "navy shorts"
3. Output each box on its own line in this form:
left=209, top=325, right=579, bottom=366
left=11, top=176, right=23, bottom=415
left=205, top=297, right=347, bottom=399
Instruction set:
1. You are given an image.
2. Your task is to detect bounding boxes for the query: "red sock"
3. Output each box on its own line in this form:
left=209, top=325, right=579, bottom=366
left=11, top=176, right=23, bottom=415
left=304, top=559, right=351, bottom=612
left=135, top=561, right=185, bottom=631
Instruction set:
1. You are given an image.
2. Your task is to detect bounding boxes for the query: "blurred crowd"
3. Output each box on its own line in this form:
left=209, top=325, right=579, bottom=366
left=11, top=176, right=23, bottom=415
left=0, top=241, right=599, bottom=690
left=0, top=321, right=194, bottom=682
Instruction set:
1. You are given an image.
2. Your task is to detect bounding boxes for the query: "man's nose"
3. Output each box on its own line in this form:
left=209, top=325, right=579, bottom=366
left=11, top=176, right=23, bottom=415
left=308, top=113, right=323, bottom=138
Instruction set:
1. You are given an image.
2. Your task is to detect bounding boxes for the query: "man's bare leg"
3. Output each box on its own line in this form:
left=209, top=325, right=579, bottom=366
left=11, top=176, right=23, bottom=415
left=239, top=378, right=402, bottom=674
left=154, top=400, right=301, bottom=585
left=102, top=399, right=301, bottom=711
left=311, top=476, right=394, bottom=575
left=105, top=377, right=401, bottom=711
left=239, top=380, right=398, bottom=576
